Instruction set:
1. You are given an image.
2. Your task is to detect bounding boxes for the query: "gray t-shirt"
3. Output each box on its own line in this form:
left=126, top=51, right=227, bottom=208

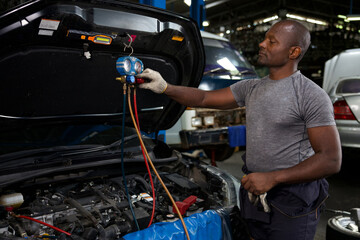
left=230, top=71, right=335, bottom=173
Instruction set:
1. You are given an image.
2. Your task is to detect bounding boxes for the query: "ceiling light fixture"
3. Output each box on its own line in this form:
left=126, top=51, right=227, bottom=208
left=347, top=14, right=360, bottom=21
left=286, top=14, right=305, bottom=21
left=306, top=18, right=327, bottom=25
left=284, top=12, right=328, bottom=26
left=263, top=15, right=279, bottom=23
left=202, top=21, right=209, bottom=27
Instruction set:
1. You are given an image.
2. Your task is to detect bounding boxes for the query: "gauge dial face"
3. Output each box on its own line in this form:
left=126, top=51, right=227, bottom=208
left=124, top=59, right=131, bottom=73
left=134, top=61, right=143, bottom=74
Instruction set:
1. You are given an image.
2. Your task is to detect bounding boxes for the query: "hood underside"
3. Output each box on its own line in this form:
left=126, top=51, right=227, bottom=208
left=0, top=0, right=205, bottom=133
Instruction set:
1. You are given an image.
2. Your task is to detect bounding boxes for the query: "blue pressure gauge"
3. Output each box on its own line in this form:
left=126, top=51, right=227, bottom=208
left=116, top=56, right=144, bottom=76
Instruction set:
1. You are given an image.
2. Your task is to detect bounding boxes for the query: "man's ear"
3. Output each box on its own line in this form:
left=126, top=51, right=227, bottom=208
left=289, top=46, right=302, bottom=60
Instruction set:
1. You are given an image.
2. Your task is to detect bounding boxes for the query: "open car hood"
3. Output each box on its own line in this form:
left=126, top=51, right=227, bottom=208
left=0, top=0, right=205, bottom=133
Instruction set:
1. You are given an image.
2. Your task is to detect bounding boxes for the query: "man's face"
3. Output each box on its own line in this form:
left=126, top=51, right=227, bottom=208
left=257, top=23, right=293, bottom=67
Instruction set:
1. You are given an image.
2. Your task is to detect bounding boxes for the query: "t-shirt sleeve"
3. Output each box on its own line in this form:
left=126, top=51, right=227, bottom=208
left=230, top=78, right=259, bottom=107
left=302, top=83, right=335, bottom=128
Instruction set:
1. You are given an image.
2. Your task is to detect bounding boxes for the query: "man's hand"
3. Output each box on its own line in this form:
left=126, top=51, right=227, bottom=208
left=136, top=68, right=168, bottom=94
left=241, top=172, right=278, bottom=195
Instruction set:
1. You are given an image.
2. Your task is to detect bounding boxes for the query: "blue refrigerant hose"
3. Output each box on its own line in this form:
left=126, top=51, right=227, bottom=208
left=121, top=84, right=140, bottom=231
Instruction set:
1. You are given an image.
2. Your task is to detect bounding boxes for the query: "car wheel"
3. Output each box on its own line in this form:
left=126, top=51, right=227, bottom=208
left=326, top=216, right=360, bottom=240
left=204, top=144, right=235, bottom=161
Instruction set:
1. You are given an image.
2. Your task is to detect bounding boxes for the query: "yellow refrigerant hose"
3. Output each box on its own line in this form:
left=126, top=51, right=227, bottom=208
left=127, top=86, right=191, bottom=240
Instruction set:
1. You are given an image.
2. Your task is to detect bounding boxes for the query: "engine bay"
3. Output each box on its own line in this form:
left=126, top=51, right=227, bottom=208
left=0, top=154, right=240, bottom=240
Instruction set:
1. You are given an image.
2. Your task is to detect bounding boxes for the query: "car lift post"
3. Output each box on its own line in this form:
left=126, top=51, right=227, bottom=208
left=138, top=0, right=165, bottom=9
left=139, top=0, right=206, bottom=31
left=190, top=0, right=206, bottom=30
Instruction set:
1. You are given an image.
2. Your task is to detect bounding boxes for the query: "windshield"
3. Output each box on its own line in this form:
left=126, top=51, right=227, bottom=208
left=336, top=79, right=360, bottom=94
left=203, top=37, right=253, bottom=75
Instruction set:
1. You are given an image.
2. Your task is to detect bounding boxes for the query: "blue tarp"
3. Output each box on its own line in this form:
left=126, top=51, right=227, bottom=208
left=228, top=125, right=246, bottom=147
left=122, top=210, right=222, bottom=240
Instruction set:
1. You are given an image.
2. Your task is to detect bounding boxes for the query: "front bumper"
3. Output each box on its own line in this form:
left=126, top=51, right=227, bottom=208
left=179, top=127, right=229, bottom=149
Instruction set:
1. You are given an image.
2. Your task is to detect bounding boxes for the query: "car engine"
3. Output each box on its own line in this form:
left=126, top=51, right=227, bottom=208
left=0, top=154, right=240, bottom=240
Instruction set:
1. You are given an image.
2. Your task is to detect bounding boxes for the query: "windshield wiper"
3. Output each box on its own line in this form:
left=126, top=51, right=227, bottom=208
left=203, top=67, right=228, bottom=75
left=238, top=69, right=255, bottom=75
left=204, top=68, right=255, bottom=76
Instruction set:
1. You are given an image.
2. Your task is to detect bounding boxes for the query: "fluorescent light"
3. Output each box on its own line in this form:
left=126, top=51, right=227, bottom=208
left=184, top=0, right=191, bottom=6
left=202, top=21, right=209, bottom=27
left=347, top=15, right=360, bottom=21
left=285, top=13, right=328, bottom=26
left=286, top=14, right=305, bottom=21
left=263, top=15, right=279, bottom=23
left=338, top=15, right=347, bottom=19
left=306, top=18, right=327, bottom=25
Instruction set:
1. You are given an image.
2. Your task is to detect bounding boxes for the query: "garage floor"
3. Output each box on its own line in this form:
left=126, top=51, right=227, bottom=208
left=204, top=149, right=360, bottom=240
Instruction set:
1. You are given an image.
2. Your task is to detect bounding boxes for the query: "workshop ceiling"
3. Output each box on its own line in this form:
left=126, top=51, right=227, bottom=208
left=1, top=1, right=360, bottom=32
left=162, top=0, right=360, bottom=31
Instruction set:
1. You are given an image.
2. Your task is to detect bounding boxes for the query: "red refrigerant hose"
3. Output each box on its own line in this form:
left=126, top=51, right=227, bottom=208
left=127, top=86, right=191, bottom=240
left=15, top=215, right=71, bottom=236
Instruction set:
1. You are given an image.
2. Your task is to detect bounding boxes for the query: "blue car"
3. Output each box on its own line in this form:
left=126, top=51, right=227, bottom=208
left=165, top=31, right=258, bottom=161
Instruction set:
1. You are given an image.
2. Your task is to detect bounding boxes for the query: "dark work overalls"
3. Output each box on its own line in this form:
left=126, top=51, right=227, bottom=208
left=240, top=156, right=329, bottom=240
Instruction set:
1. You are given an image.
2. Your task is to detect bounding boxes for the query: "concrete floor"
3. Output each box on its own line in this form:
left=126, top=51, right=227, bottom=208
left=204, top=149, right=360, bottom=240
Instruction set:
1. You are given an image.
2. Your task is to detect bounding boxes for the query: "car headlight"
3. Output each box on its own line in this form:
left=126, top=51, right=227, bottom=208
left=191, top=117, right=202, bottom=127
left=204, top=116, right=215, bottom=126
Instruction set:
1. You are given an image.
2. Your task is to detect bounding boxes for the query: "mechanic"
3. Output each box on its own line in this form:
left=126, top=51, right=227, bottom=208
left=137, top=20, right=342, bottom=240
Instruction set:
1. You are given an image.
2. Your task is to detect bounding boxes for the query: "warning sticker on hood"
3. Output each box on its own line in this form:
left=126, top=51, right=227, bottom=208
left=39, top=19, right=60, bottom=30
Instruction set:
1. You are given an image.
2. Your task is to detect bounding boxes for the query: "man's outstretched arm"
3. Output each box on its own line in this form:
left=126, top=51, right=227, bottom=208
left=137, top=68, right=239, bottom=109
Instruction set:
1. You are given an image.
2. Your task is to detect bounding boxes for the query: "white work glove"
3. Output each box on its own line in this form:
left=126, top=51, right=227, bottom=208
left=136, top=68, right=168, bottom=94
left=248, top=192, right=271, bottom=213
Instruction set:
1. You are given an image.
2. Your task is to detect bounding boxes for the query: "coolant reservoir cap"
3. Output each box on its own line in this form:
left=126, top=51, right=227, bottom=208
left=0, top=193, right=24, bottom=209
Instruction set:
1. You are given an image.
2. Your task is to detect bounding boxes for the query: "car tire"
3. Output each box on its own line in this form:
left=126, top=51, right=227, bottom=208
left=326, top=216, right=360, bottom=240
left=204, top=144, right=235, bottom=161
